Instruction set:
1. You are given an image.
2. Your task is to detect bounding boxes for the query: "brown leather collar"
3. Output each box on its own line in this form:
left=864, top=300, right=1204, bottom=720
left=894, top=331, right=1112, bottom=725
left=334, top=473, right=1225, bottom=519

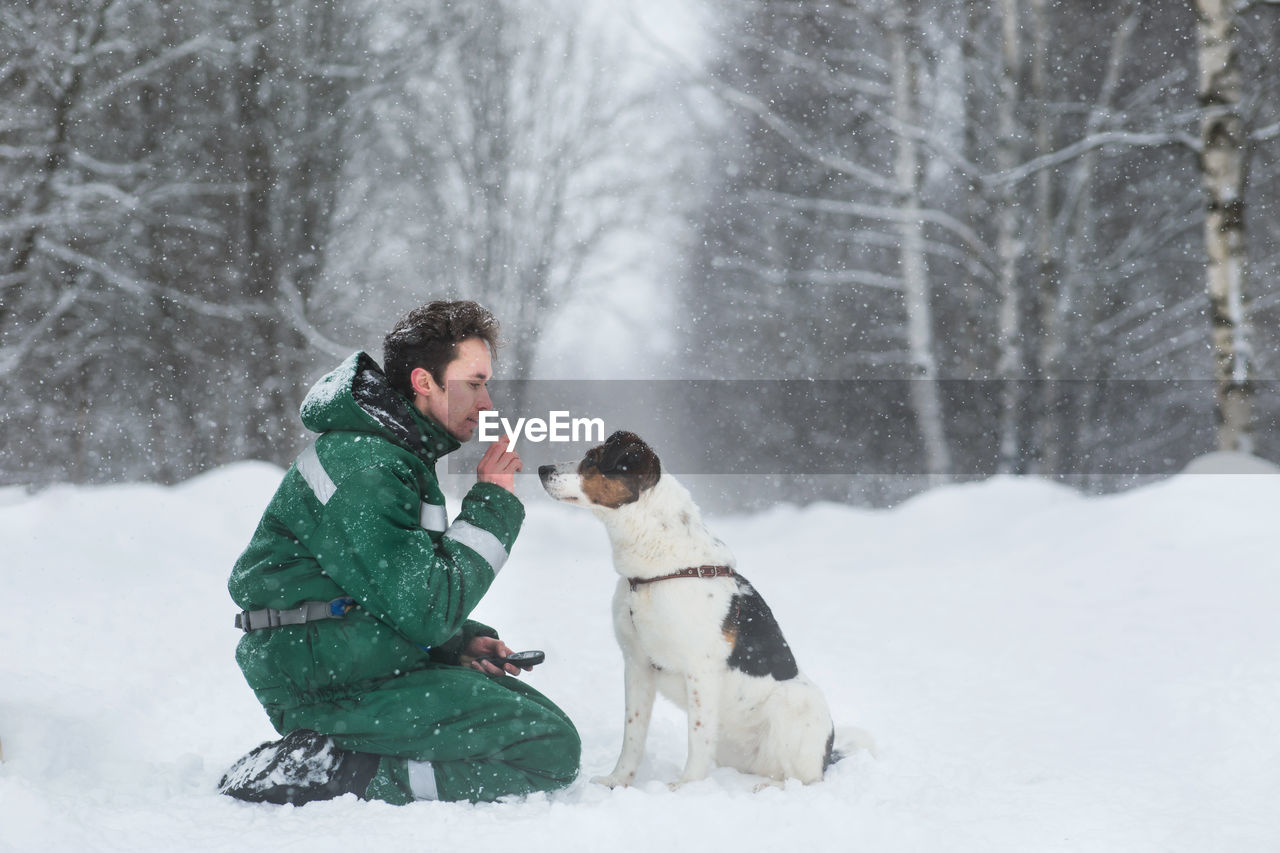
left=628, top=565, right=736, bottom=591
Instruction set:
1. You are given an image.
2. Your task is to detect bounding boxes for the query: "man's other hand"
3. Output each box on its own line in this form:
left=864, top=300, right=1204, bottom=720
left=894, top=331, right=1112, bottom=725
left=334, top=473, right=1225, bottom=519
left=461, top=636, right=524, bottom=677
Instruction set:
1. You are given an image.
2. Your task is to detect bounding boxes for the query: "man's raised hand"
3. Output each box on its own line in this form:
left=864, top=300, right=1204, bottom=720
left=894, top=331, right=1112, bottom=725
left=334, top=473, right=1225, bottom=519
left=477, top=433, right=522, bottom=493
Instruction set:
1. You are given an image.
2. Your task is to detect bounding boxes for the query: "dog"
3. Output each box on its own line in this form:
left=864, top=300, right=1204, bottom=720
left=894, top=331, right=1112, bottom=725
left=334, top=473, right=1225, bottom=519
left=539, top=430, right=838, bottom=788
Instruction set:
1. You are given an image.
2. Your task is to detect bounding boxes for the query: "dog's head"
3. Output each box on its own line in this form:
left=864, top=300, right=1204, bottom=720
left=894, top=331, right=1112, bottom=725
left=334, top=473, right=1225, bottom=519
left=538, top=430, right=662, bottom=509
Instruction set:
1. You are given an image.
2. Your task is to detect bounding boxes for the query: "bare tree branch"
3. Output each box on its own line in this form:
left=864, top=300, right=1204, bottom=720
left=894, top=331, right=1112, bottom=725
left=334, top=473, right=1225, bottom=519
left=34, top=238, right=264, bottom=320
left=985, top=130, right=1198, bottom=188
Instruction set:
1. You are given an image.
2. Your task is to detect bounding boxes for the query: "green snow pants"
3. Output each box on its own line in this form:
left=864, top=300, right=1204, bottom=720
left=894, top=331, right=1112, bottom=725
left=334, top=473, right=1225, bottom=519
left=267, top=666, right=581, bottom=804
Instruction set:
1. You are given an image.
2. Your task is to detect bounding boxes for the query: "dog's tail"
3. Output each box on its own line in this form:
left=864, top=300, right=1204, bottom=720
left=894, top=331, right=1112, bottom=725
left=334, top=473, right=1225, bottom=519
left=823, top=729, right=840, bottom=771
left=826, top=725, right=879, bottom=770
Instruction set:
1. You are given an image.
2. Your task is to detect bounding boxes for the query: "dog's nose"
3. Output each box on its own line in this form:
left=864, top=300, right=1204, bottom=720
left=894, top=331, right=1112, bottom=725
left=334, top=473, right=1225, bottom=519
left=538, top=465, right=555, bottom=479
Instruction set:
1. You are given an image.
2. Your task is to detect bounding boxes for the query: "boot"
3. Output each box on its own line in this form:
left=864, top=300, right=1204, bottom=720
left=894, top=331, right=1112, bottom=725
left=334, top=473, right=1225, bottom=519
left=218, top=729, right=380, bottom=805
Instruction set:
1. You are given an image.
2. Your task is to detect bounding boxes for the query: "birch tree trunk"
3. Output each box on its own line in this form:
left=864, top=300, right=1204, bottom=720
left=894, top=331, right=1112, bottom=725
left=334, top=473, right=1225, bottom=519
left=994, top=0, right=1026, bottom=473
left=1194, top=0, right=1254, bottom=453
left=1029, top=0, right=1058, bottom=475
left=889, top=3, right=952, bottom=480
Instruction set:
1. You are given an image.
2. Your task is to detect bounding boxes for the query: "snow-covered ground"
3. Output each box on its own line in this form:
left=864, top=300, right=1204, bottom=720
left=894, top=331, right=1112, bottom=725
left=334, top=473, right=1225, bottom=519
left=3, top=458, right=1279, bottom=852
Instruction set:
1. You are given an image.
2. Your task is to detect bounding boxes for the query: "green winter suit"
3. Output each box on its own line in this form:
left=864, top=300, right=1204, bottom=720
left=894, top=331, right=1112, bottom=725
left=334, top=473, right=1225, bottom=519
left=228, top=352, right=580, bottom=804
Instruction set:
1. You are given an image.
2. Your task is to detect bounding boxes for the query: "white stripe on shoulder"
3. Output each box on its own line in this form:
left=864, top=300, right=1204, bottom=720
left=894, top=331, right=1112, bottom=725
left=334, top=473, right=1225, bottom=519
left=419, top=501, right=448, bottom=533
left=296, top=442, right=338, bottom=505
left=442, top=519, right=509, bottom=575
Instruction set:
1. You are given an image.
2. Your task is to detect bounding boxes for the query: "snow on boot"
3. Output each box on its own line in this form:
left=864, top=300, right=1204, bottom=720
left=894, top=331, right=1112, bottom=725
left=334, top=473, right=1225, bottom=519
left=218, top=729, right=380, bottom=805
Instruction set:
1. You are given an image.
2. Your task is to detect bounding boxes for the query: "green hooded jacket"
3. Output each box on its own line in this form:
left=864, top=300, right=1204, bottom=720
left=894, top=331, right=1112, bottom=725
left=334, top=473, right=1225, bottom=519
left=229, top=351, right=524, bottom=714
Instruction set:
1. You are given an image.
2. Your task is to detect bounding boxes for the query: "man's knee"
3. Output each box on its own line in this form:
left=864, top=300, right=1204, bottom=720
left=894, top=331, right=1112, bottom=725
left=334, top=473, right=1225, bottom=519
left=542, top=713, right=582, bottom=784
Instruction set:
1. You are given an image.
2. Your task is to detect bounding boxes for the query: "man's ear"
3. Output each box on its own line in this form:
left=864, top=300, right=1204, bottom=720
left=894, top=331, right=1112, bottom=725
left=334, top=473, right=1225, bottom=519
left=410, top=367, right=438, bottom=397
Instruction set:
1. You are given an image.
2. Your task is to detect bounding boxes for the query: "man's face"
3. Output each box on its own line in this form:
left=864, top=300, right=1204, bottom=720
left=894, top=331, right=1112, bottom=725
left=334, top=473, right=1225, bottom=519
left=412, top=337, right=494, bottom=442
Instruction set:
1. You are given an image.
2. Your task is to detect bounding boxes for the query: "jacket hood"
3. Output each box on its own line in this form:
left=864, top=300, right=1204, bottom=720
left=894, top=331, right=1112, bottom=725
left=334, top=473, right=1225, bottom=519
left=299, top=352, right=460, bottom=463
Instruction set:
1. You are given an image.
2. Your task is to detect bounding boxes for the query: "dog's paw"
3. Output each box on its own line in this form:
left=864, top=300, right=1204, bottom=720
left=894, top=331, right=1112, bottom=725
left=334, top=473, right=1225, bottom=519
left=591, top=774, right=632, bottom=789
left=668, top=772, right=710, bottom=792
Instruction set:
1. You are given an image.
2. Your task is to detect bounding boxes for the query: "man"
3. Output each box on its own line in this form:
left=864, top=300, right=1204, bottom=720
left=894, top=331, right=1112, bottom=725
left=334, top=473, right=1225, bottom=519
left=219, top=300, right=580, bottom=805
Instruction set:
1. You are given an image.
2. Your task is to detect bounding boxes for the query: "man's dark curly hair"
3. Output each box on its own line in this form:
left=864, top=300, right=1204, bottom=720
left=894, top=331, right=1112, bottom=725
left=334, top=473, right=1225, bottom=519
left=383, top=301, right=500, bottom=399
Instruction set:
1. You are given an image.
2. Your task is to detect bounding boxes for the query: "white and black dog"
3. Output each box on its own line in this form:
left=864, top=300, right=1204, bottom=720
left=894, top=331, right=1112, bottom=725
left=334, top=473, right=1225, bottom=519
left=539, top=431, right=839, bottom=788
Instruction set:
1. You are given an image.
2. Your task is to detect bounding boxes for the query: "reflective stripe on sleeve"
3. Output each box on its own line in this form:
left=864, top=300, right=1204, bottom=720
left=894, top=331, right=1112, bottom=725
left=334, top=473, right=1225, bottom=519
left=419, top=501, right=448, bottom=533
left=297, top=443, right=338, bottom=505
left=407, top=760, right=439, bottom=801
left=442, top=519, right=509, bottom=575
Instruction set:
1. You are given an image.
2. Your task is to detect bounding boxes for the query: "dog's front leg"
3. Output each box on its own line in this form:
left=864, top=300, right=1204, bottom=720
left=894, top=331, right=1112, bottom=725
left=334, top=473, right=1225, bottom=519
left=593, top=661, right=657, bottom=788
left=674, top=668, right=720, bottom=788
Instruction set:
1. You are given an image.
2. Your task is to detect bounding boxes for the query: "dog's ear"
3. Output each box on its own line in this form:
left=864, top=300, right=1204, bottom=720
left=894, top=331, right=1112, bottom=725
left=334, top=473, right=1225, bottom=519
left=597, top=432, right=660, bottom=489
left=597, top=433, right=634, bottom=474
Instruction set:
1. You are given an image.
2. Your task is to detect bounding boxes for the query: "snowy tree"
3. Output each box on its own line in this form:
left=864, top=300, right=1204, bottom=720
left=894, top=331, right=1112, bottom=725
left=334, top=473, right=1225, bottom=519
left=0, top=0, right=244, bottom=481
left=683, top=0, right=1280, bottom=504
left=5, top=0, right=1280, bottom=496
left=887, top=0, right=952, bottom=480
left=1, top=0, right=690, bottom=485
left=222, top=0, right=366, bottom=459
left=1193, top=0, right=1254, bottom=453
left=330, top=0, right=682, bottom=404
left=0, top=0, right=365, bottom=482
left=682, top=0, right=968, bottom=493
